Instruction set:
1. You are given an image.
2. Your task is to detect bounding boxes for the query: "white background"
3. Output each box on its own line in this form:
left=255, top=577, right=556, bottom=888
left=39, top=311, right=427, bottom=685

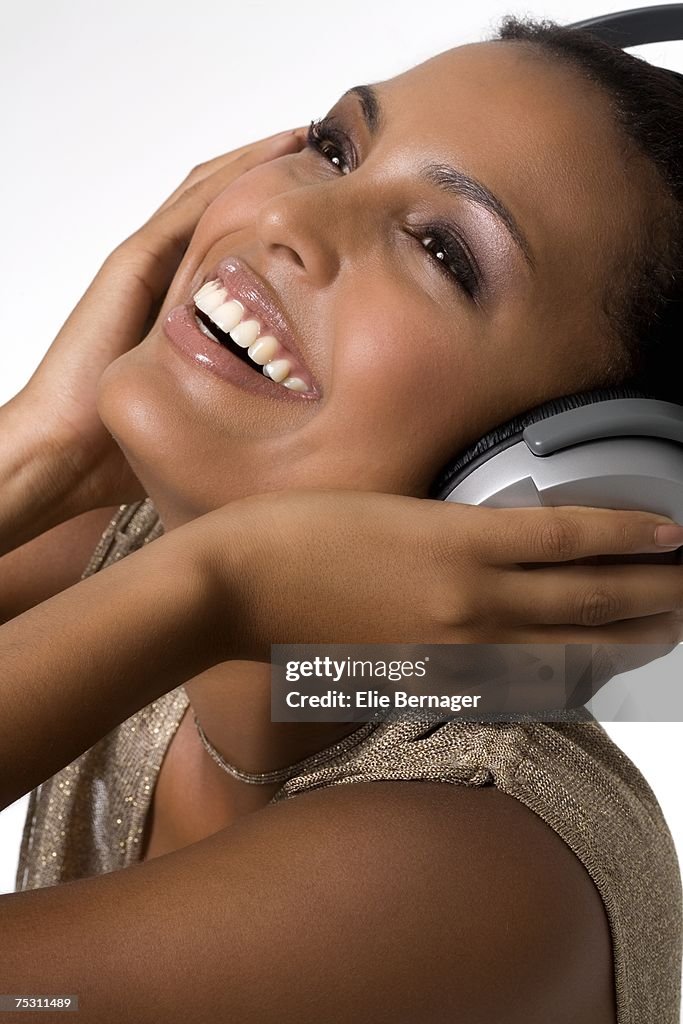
left=1, top=0, right=682, bottom=1007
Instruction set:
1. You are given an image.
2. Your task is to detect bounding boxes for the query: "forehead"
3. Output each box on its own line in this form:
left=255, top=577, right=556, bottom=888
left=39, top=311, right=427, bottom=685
left=369, top=42, right=643, bottom=278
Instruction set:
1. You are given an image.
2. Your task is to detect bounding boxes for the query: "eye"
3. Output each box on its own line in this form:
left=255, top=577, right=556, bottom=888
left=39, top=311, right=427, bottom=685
left=305, top=116, right=480, bottom=299
left=417, top=225, right=480, bottom=298
left=306, top=116, right=354, bottom=174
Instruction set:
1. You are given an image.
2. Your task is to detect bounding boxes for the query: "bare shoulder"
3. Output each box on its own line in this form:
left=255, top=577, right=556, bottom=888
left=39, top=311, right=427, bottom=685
left=1, top=779, right=616, bottom=1023
left=0, top=505, right=120, bottom=624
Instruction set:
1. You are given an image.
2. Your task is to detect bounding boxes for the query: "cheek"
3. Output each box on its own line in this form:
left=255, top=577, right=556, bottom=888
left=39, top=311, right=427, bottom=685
left=328, top=297, right=481, bottom=460
left=337, top=313, right=441, bottom=401
left=337, top=286, right=477, bottom=399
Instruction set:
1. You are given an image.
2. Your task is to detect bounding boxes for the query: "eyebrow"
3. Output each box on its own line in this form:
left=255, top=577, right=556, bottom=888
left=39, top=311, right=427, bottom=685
left=343, top=83, right=535, bottom=272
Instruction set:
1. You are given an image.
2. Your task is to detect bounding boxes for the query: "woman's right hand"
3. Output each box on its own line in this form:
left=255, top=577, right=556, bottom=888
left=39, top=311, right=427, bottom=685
left=194, top=491, right=683, bottom=703
left=3, top=127, right=305, bottom=530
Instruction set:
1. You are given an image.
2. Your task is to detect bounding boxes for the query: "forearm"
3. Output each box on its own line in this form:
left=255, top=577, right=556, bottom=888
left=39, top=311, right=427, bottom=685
left=0, top=523, right=221, bottom=811
left=0, top=396, right=79, bottom=557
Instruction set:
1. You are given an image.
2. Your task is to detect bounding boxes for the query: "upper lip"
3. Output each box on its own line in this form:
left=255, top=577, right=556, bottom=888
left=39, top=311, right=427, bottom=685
left=195, top=255, right=317, bottom=390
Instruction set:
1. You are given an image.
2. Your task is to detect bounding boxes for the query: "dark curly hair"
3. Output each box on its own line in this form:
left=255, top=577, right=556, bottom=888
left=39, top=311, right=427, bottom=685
left=492, top=15, right=682, bottom=404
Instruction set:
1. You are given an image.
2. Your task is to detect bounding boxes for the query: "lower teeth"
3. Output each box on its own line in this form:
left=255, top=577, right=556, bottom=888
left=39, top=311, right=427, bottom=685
left=195, top=314, right=220, bottom=343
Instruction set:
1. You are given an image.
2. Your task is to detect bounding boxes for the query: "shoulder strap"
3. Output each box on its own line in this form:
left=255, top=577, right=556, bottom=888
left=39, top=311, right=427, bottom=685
left=80, top=498, right=164, bottom=579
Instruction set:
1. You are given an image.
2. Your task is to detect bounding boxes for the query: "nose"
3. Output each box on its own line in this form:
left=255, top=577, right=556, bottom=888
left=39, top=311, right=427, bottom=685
left=255, top=179, right=345, bottom=285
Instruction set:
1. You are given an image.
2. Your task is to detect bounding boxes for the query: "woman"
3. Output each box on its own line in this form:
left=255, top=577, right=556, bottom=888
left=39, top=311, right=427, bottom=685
left=1, top=14, right=682, bottom=1023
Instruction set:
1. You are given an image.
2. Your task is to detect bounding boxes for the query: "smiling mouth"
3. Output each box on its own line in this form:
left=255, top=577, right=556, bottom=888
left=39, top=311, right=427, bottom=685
left=194, top=307, right=255, bottom=368
left=192, top=278, right=317, bottom=395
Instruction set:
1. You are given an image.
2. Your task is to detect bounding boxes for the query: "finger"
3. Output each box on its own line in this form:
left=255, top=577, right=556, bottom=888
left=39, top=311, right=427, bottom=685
left=499, top=562, right=683, bottom=628
left=152, top=128, right=306, bottom=216
left=45, top=130, right=307, bottom=370
left=92, top=132, right=303, bottom=332
left=561, top=550, right=683, bottom=566
left=126, top=131, right=306, bottom=285
left=511, top=608, right=683, bottom=646
left=469, top=505, right=683, bottom=567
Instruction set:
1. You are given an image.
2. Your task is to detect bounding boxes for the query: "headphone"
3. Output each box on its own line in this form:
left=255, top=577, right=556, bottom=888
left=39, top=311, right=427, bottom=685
left=431, top=5, right=683, bottom=543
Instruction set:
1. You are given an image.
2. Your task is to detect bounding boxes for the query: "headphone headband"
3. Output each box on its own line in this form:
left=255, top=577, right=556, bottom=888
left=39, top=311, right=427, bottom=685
left=569, top=4, right=683, bottom=85
left=569, top=4, right=683, bottom=46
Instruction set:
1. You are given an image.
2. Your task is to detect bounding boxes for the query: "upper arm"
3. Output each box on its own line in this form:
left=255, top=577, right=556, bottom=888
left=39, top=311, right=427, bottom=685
left=0, top=506, right=119, bottom=624
left=0, top=781, right=616, bottom=1024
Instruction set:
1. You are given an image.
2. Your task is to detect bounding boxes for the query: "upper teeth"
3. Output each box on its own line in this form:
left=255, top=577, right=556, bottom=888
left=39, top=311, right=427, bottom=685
left=193, top=279, right=309, bottom=394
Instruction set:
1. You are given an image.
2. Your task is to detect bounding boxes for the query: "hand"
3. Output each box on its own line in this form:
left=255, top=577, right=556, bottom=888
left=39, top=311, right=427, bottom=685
left=5, top=128, right=306, bottom=522
left=191, top=492, right=683, bottom=703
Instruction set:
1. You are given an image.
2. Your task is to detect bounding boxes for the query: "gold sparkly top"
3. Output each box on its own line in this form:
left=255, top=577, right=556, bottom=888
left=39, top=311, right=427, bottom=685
left=15, top=499, right=682, bottom=1023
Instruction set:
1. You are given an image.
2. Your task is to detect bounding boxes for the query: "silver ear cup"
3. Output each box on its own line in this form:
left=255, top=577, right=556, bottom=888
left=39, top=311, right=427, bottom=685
left=445, top=432, right=683, bottom=520
left=430, top=387, right=648, bottom=500
left=431, top=390, right=683, bottom=527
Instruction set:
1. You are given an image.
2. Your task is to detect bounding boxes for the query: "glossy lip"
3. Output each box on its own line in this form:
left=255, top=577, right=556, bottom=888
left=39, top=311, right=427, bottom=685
left=193, top=254, right=320, bottom=395
left=162, top=304, right=321, bottom=404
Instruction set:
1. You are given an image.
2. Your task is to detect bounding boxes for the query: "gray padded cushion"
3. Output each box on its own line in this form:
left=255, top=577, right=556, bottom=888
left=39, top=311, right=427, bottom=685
left=429, top=385, right=652, bottom=499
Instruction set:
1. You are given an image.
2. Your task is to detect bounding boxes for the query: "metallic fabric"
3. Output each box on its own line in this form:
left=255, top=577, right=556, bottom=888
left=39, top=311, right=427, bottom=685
left=193, top=711, right=382, bottom=784
left=14, top=499, right=683, bottom=1023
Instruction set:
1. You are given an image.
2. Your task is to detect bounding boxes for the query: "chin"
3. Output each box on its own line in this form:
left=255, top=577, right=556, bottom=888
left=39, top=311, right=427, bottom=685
left=95, top=344, right=257, bottom=526
left=95, top=331, right=428, bottom=521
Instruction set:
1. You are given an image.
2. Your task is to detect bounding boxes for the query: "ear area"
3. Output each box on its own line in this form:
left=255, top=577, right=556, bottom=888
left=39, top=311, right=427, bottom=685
left=430, top=385, right=650, bottom=500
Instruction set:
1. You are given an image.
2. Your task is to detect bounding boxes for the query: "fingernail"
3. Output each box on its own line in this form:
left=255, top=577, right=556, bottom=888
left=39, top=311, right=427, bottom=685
left=655, top=524, right=683, bottom=547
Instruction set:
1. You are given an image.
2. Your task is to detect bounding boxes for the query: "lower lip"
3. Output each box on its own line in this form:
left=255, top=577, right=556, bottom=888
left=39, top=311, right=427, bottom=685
left=162, top=304, right=317, bottom=403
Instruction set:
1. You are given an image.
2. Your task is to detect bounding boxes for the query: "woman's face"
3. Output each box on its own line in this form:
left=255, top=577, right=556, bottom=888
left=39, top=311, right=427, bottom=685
left=97, top=40, right=652, bottom=526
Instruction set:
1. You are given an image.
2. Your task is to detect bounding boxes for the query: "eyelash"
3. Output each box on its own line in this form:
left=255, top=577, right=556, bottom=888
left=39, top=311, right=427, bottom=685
left=305, top=116, right=480, bottom=299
